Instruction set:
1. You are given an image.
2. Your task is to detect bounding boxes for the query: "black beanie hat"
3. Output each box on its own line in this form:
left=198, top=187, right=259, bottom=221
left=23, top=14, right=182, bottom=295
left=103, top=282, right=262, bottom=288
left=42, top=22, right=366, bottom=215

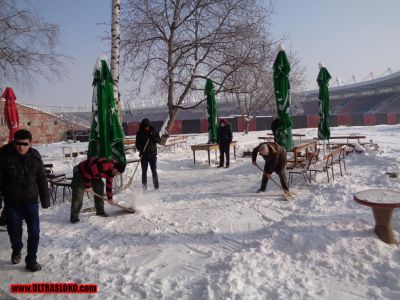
left=114, top=161, right=126, bottom=173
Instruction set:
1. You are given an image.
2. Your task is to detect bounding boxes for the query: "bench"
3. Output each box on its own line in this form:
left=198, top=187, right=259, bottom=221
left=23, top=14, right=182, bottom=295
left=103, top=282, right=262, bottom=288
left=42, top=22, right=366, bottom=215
left=164, top=136, right=188, bottom=151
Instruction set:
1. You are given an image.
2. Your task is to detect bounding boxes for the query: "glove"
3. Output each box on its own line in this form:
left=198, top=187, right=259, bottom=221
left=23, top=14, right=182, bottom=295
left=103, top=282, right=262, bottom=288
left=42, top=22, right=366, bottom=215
left=107, top=198, right=114, bottom=205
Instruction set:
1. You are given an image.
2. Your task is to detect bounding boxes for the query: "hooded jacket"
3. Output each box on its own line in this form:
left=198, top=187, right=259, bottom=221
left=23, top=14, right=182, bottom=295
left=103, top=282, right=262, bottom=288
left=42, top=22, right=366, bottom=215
left=252, top=142, right=287, bottom=174
left=0, top=143, right=50, bottom=208
left=135, top=118, right=161, bottom=157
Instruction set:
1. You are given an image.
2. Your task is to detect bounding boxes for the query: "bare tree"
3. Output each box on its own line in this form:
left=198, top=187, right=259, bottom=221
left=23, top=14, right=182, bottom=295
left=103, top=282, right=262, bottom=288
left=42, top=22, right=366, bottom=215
left=111, top=0, right=123, bottom=122
left=121, top=0, right=278, bottom=140
left=0, top=0, right=68, bottom=88
left=224, top=45, right=306, bottom=133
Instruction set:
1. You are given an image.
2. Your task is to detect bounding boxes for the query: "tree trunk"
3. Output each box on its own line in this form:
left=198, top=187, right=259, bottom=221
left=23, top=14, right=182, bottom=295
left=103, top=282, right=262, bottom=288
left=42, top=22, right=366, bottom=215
left=244, top=120, right=249, bottom=134
left=111, top=0, right=122, bottom=123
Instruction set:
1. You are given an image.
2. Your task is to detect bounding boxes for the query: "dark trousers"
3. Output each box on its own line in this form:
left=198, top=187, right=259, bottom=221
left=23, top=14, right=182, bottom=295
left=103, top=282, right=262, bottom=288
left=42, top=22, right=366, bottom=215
left=219, top=144, right=230, bottom=167
left=141, top=155, right=158, bottom=188
left=260, top=166, right=289, bottom=192
left=70, top=168, right=105, bottom=219
left=4, top=203, right=40, bottom=264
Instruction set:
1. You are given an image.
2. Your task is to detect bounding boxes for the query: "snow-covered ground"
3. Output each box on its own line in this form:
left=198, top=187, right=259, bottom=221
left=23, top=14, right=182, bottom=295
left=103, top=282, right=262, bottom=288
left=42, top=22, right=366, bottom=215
left=1, top=125, right=400, bottom=300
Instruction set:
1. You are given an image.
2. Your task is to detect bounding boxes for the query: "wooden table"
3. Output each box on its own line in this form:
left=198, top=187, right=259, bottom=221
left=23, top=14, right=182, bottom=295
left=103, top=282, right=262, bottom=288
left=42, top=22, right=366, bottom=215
left=191, top=141, right=237, bottom=165
left=354, top=189, right=400, bottom=244
left=289, top=139, right=318, bottom=167
left=328, top=135, right=366, bottom=144
left=258, top=133, right=306, bottom=142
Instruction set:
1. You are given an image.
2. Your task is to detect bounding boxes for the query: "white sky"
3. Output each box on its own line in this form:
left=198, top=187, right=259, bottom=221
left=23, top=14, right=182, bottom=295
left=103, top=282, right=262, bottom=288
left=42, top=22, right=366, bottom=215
left=9, top=0, right=400, bottom=107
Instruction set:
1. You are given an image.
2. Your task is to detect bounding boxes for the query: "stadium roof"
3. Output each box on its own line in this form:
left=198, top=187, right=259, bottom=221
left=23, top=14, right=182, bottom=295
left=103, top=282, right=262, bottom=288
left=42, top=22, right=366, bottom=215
left=304, top=70, right=400, bottom=99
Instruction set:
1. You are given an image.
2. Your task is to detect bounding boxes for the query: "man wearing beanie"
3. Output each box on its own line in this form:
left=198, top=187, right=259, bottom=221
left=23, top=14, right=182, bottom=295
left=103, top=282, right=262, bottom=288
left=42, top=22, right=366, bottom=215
left=70, top=158, right=126, bottom=223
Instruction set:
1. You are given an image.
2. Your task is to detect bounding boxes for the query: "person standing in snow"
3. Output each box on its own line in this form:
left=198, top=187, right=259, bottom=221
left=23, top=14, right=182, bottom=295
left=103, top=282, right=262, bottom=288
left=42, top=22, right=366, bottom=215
left=251, top=142, right=289, bottom=193
left=217, top=119, right=233, bottom=168
left=70, top=158, right=126, bottom=223
left=0, top=129, right=50, bottom=272
left=135, top=118, right=161, bottom=191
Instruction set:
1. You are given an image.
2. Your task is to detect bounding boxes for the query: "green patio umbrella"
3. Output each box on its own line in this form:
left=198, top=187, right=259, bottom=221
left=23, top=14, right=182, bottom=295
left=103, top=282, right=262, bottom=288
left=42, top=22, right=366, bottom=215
left=317, top=64, right=332, bottom=140
left=205, top=78, right=218, bottom=143
left=87, top=55, right=126, bottom=162
left=273, top=47, right=294, bottom=151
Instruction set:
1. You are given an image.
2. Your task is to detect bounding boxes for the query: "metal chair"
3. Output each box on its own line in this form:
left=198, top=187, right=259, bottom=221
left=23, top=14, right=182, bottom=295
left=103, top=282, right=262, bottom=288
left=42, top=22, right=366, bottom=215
left=289, top=150, right=319, bottom=186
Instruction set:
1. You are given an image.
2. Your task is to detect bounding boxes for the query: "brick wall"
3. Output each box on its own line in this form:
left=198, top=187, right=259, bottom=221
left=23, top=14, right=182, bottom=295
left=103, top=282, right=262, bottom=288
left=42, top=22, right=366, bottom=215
left=0, top=101, right=89, bottom=145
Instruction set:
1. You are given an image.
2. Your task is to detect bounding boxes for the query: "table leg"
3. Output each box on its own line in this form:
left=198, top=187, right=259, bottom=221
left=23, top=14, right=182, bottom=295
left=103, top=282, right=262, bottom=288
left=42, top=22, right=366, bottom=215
left=372, top=208, right=396, bottom=244
left=234, top=145, right=236, bottom=159
left=193, top=151, right=196, bottom=164
left=207, top=150, right=210, bottom=166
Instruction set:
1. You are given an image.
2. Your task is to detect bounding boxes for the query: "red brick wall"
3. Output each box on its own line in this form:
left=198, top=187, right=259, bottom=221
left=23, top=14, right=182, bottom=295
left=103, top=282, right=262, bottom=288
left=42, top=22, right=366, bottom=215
left=0, top=101, right=88, bottom=145
left=336, top=114, right=352, bottom=126
left=306, top=115, right=320, bottom=128
left=363, top=114, right=377, bottom=126
left=127, top=122, right=140, bottom=135
left=169, top=120, right=183, bottom=135
left=387, top=113, right=397, bottom=125
left=236, top=117, right=256, bottom=132
left=200, top=119, right=208, bottom=133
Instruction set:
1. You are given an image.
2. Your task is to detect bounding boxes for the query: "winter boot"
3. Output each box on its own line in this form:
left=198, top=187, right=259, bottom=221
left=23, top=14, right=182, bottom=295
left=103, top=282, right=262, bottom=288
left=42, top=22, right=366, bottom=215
left=96, top=212, right=109, bottom=217
left=11, top=250, right=21, bottom=264
left=153, top=178, right=159, bottom=190
left=26, top=262, right=42, bottom=272
left=70, top=216, right=80, bottom=224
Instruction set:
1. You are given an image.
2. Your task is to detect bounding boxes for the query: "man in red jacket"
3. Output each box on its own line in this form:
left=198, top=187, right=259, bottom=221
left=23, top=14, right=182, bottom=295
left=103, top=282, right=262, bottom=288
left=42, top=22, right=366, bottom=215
left=70, top=158, right=126, bottom=223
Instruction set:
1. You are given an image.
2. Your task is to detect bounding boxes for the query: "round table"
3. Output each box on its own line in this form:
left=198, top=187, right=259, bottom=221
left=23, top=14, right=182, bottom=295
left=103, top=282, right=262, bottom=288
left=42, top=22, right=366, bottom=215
left=354, top=189, right=400, bottom=244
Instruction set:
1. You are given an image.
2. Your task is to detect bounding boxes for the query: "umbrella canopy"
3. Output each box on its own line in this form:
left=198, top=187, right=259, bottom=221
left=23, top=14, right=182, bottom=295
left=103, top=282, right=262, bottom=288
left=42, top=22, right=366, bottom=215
left=273, top=49, right=294, bottom=151
left=87, top=56, right=126, bottom=162
left=2, top=87, right=20, bottom=143
left=317, top=66, right=332, bottom=140
left=205, top=78, right=218, bottom=144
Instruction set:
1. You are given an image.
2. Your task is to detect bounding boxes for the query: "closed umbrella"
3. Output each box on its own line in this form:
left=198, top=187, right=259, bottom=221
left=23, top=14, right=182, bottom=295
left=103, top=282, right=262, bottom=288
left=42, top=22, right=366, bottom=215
left=273, top=47, right=294, bottom=151
left=317, top=63, right=331, bottom=141
left=87, top=55, right=126, bottom=162
left=205, top=78, right=218, bottom=143
left=2, top=87, right=20, bottom=143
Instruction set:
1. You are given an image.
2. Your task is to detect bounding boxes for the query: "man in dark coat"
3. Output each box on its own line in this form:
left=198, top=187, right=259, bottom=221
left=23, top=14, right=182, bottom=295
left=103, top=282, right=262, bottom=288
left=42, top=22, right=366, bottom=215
left=252, top=142, right=289, bottom=193
left=0, top=129, right=50, bottom=272
left=135, top=118, right=161, bottom=190
left=217, top=119, right=233, bottom=168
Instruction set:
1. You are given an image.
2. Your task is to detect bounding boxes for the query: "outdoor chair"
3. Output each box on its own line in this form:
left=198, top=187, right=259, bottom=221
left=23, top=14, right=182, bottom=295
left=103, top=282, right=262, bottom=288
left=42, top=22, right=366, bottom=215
left=309, top=153, right=334, bottom=183
left=288, top=149, right=319, bottom=187
left=44, top=164, right=68, bottom=203
left=332, top=146, right=347, bottom=176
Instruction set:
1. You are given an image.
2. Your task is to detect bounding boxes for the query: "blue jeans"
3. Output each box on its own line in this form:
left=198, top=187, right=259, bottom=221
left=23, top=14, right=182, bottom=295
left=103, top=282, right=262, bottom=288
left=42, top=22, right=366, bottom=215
left=141, top=155, right=158, bottom=188
left=4, top=203, right=40, bottom=264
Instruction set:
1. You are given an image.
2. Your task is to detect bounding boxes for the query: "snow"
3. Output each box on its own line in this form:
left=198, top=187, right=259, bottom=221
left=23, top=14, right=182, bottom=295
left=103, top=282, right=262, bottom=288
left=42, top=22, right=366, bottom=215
left=1, top=125, right=400, bottom=299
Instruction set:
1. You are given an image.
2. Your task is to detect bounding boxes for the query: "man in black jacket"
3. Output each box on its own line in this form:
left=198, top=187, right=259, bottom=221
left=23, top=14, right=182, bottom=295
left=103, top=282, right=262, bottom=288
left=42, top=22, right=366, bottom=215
left=252, top=142, right=289, bottom=193
left=217, top=119, right=233, bottom=168
left=135, top=118, right=161, bottom=191
left=0, top=129, right=50, bottom=272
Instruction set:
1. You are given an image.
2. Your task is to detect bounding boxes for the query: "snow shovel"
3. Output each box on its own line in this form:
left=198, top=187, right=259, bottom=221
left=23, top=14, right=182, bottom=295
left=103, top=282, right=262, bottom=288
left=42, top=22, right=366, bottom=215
left=87, top=190, right=136, bottom=213
left=117, top=138, right=150, bottom=192
left=254, top=163, right=296, bottom=199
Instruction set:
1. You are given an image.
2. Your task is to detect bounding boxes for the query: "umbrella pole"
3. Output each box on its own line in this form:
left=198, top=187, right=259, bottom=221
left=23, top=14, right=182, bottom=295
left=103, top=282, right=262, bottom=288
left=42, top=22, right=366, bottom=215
left=254, top=164, right=295, bottom=199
